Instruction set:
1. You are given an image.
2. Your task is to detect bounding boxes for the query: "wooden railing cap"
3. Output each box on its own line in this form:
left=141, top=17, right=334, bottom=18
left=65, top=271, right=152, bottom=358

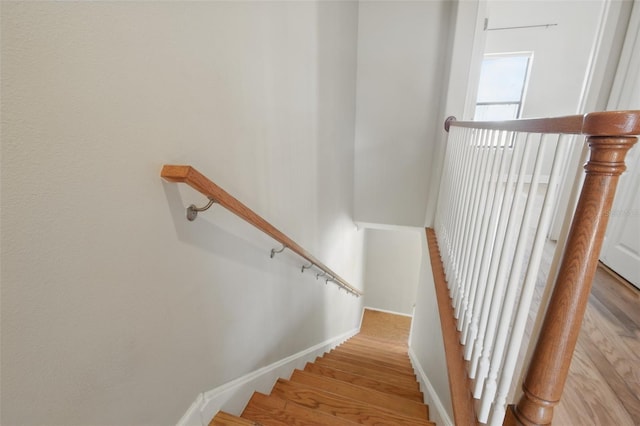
left=445, top=110, right=640, bottom=137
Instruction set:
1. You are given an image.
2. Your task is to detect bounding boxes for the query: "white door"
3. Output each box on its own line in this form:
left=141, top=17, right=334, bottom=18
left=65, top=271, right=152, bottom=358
left=600, top=2, right=640, bottom=289
left=600, top=144, right=640, bottom=288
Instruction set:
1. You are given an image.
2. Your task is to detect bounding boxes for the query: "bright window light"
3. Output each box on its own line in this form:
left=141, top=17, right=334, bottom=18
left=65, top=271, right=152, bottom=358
left=475, top=53, right=532, bottom=121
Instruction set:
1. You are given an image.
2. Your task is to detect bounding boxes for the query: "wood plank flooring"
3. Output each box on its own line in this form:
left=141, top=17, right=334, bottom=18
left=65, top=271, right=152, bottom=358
left=509, top=229, right=640, bottom=426
left=552, top=265, right=640, bottom=426
left=359, top=308, right=412, bottom=344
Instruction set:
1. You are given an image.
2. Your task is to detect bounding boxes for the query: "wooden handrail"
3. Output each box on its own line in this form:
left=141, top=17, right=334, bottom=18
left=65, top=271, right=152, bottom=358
left=444, top=110, right=640, bottom=425
left=446, top=110, right=640, bottom=136
left=161, top=165, right=363, bottom=297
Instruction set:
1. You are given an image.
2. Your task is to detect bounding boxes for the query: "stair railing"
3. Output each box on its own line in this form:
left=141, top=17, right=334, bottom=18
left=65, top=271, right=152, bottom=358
left=432, top=111, right=639, bottom=425
left=161, top=165, right=362, bottom=297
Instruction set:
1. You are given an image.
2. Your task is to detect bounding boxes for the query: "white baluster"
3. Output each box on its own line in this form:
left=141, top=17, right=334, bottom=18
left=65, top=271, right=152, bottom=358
left=447, top=130, right=469, bottom=298
left=457, top=130, right=505, bottom=332
left=469, top=134, right=539, bottom=378
left=474, top=134, right=548, bottom=403
left=446, top=128, right=473, bottom=292
left=453, top=129, right=493, bottom=316
left=445, top=127, right=469, bottom=284
left=461, top=131, right=516, bottom=344
left=471, top=133, right=544, bottom=380
left=487, top=135, right=572, bottom=425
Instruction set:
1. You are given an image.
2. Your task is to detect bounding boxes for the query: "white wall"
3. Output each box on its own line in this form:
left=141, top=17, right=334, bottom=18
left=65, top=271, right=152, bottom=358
left=362, top=228, right=422, bottom=315
left=424, top=0, right=489, bottom=226
left=484, top=0, right=606, bottom=117
left=0, top=2, right=364, bottom=425
left=410, top=233, right=454, bottom=423
left=354, top=0, right=453, bottom=227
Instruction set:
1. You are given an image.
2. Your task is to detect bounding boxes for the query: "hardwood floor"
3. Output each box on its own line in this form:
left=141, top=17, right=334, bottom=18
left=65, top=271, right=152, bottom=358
left=504, top=187, right=640, bottom=425
left=551, top=265, right=640, bottom=426
left=359, top=308, right=412, bottom=344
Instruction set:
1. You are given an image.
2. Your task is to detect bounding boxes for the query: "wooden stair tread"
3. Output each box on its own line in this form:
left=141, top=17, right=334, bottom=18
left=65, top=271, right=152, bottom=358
left=209, top=411, right=259, bottom=426
left=315, top=357, right=421, bottom=390
left=290, top=369, right=429, bottom=419
left=348, top=333, right=410, bottom=348
left=339, top=339, right=411, bottom=352
left=271, top=379, right=432, bottom=426
left=330, top=348, right=414, bottom=371
left=339, top=340, right=412, bottom=361
left=322, top=353, right=417, bottom=378
left=338, top=346, right=411, bottom=364
left=335, top=341, right=411, bottom=359
left=358, top=309, right=412, bottom=344
left=241, top=392, right=359, bottom=426
left=304, top=362, right=424, bottom=402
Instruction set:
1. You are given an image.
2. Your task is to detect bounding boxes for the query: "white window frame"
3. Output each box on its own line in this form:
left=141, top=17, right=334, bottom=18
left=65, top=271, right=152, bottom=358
left=474, top=52, right=534, bottom=121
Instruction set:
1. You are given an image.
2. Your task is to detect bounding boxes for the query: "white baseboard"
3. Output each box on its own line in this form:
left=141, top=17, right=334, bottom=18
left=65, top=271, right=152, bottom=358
left=177, top=394, right=206, bottom=426
left=408, top=348, right=454, bottom=426
left=176, top=328, right=359, bottom=426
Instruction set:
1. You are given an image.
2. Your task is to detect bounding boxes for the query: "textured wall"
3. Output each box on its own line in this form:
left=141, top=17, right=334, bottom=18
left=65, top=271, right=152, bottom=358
left=1, top=2, right=364, bottom=424
left=410, top=233, right=454, bottom=423
left=363, top=228, right=422, bottom=315
left=354, top=0, right=453, bottom=227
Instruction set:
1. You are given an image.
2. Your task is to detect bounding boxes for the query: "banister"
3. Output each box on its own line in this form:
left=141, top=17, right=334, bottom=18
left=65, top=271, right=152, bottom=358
left=439, top=110, right=639, bottom=425
left=505, top=125, right=637, bottom=426
left=161, top=164, right=362, bottom=297
left=445, top=110, right=640, bottom=136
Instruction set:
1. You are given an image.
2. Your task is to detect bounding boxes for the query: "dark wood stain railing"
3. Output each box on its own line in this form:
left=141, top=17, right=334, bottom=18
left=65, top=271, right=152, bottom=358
left=161, top=165, right=362, bottom=297
left=442, top=110, right=639, bottom=426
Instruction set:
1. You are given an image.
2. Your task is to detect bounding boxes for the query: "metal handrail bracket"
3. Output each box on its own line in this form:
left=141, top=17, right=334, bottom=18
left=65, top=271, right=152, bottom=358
left=161, top=164, right=363, bottom=297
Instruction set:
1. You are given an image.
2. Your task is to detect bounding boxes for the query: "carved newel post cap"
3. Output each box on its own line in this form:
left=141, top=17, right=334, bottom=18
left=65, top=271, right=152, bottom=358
left=583, top=110, right=640, bottom=136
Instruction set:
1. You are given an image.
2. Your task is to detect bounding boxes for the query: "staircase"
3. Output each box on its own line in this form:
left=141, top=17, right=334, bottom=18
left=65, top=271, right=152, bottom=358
left=209, top=309, right=435, bottom=426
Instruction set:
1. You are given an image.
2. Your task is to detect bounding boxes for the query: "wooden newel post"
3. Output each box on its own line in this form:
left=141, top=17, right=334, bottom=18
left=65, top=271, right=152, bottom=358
left=504, top=111, right=639, bottom=426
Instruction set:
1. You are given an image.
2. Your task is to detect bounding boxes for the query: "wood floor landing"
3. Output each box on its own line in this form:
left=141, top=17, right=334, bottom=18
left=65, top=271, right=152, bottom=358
left=359, top=308, right=412, bottom=344
left=210, top=309, right=434, bottom=426
left=552, top=265, right=640, bottom=426
left=523, top=238, right=640, bottom=425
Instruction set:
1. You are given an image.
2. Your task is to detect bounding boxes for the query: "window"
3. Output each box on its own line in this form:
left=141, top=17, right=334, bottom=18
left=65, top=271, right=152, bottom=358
left=474, top=53, right=532, bottom=121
